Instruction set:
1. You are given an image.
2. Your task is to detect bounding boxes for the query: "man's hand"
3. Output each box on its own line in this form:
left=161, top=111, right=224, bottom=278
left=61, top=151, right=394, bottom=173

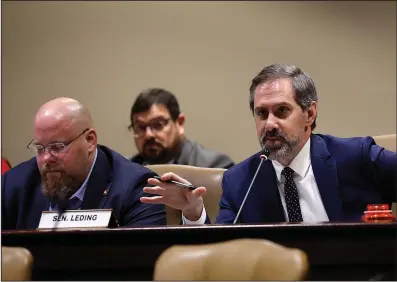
left=140, top=172, right=207, bottom=221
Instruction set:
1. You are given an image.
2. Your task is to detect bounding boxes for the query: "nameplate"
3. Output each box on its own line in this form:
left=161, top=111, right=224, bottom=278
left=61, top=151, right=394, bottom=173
left=37, top=209, right=119, bottom=230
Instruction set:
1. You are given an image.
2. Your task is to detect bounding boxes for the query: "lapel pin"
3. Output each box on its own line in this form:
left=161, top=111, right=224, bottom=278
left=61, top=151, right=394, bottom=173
left=103, top=188, right=109, bottom=196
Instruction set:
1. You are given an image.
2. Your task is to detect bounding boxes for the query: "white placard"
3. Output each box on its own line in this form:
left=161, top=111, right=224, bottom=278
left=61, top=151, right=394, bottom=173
left=38, top=209, right=116, bottom=229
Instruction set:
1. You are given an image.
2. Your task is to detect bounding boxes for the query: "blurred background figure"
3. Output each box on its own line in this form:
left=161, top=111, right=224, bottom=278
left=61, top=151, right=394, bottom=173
left=129, top=88, right=234, bottom=169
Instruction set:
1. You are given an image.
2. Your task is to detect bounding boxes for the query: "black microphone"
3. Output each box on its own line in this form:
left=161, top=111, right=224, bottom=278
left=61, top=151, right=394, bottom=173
left=232, top=148, right=270, bottom=224
left=51, top=198, right=68, bottom=231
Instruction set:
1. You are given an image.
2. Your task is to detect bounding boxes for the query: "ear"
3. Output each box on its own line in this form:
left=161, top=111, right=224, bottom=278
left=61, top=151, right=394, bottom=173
left=85, top=128, right=97, bottom=153
left=175, top=113, right=185, bottom=135
left=304, top=101, right=317, bottom=129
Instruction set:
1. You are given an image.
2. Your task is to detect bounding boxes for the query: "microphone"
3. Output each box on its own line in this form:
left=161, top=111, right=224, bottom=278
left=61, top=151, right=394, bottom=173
left=51, top=198, right=68, bottom=231
left=232, top=148, right=270, bottom=224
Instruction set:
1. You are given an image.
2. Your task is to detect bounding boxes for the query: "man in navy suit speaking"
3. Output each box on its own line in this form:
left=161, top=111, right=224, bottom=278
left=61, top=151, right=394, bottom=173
left=141, top=64, right=396, bottom=224
left=2, top=97, right=166, bottom=230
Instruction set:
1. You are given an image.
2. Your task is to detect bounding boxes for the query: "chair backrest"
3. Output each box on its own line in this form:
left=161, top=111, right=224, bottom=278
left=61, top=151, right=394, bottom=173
left=373, top=134, right=396, bottom=152
left=154, top=238, right=309, bottom=280
left=146, top=164, right=226, bottom=225
left=2, top=247, right=34, bottom=281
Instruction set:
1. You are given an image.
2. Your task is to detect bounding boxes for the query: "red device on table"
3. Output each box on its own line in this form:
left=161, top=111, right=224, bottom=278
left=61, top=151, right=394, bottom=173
left=362, top=204, right=395, bottom=222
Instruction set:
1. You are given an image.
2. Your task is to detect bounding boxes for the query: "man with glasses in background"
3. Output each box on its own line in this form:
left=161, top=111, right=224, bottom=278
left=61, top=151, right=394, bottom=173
left=129, top=88, right=234, bottom=169
left=2, top=97, right=166, bottom=230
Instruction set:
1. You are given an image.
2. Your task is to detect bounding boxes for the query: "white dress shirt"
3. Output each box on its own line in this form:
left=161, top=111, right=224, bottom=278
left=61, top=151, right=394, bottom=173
left=183, top=139, right=329, bottom=224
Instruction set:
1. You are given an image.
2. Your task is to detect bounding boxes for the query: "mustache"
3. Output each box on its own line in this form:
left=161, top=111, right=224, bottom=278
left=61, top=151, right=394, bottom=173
left=41, top=164, right=64, bottom=174
left=143, top=139, right=162, bottom=148
left=261, top=129, right=287, bottom=141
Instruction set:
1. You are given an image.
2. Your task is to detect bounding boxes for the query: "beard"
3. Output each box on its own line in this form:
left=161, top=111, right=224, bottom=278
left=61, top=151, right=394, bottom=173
left=141, top=138, right=172, bottom=164
left=259, top=129, right=301, bottom=163
left=40, top=164, right=82, bottom=203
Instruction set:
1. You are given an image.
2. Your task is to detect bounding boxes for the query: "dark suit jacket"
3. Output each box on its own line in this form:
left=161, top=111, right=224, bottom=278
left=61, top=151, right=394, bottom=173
left=131, top=138, right=234, bottom=169
left=210, top=134, right=396, bottom=224
left=2, top=145, right=166, bottom=230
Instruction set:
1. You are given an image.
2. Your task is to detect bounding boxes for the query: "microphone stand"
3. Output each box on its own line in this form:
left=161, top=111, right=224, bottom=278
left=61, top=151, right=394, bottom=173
left=233, top=149, right=269, bottom=224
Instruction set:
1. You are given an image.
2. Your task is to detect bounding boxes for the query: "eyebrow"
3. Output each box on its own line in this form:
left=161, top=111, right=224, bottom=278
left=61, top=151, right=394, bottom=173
left=33, top=140, right=66, bottom=146
left=255, top=102, right=292, bottom=111
left=134, top=116, right=170, bottom=124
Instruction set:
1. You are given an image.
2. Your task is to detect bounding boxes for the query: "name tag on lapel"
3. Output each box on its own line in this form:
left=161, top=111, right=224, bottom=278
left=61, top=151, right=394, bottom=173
left=37, top=209, right=119, bottom=230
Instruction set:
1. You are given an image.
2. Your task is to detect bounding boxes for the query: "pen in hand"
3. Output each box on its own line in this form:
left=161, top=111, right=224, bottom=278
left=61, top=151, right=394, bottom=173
left=153, top=175, right=197, bottom=190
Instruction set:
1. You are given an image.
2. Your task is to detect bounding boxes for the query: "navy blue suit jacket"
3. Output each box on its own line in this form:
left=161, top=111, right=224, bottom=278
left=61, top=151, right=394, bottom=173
left=212, top=134, right=396, bottom=224
left=2, top=145, right=166, bottom=230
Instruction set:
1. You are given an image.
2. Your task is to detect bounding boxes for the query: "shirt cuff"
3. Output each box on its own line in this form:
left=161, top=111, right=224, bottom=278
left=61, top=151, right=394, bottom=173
left=182, top=206, right=207, bottom=225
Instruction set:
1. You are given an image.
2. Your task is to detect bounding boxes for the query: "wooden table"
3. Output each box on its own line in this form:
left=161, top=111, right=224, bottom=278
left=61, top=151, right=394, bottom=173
left=2, top=222, right=396, bottom=280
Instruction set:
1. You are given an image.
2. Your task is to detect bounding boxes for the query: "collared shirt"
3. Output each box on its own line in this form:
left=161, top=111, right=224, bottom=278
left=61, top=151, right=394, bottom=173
left=49, top=149, right=98, bottom=211
left=271, top=139, right=329, bottom=222
left=183, top=139, right=329, bottom=224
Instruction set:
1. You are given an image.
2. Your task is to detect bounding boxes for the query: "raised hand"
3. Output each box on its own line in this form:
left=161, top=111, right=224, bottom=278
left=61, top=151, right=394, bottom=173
left=140, top=172, right=207, bottom=221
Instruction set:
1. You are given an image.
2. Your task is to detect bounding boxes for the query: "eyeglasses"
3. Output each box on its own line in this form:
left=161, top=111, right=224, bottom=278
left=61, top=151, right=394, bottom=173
left=27, top=128, right=89, bottom=156
left=128, top=118, right=171, bottom=138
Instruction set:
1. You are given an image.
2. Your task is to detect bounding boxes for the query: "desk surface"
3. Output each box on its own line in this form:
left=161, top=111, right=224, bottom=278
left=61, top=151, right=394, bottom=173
left=2, top=222, right=397, bottom=280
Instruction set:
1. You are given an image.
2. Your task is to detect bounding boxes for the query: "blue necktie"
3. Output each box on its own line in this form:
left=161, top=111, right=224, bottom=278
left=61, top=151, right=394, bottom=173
left=282, top=167, right=303, bottom=222
left=67, top=197, right=82, bottom=210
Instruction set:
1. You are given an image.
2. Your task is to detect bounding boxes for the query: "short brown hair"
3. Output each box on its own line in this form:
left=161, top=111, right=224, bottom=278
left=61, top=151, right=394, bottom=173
left=130, top=88, right=181, bottom=126
left=249, top=64, right=318, bottom=130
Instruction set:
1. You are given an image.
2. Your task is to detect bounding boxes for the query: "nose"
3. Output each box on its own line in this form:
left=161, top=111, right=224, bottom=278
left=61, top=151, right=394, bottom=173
left=264, top=113, right=279, bottom=132
left=144, top=126, right=155, bottom=138
left=41, top=149, right=56, bottom=162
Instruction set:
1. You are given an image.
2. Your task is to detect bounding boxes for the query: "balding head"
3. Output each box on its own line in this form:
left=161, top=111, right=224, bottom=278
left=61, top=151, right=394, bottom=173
left=35, top=97, right=93, bottom=135
left=32, top=97, right=98, bottom=203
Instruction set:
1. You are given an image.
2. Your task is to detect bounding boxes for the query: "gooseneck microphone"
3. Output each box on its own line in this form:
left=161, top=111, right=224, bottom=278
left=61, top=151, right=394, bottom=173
left=51, top=198, right=68, bottom=231
left=232, top=148, right=270, bottom=224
